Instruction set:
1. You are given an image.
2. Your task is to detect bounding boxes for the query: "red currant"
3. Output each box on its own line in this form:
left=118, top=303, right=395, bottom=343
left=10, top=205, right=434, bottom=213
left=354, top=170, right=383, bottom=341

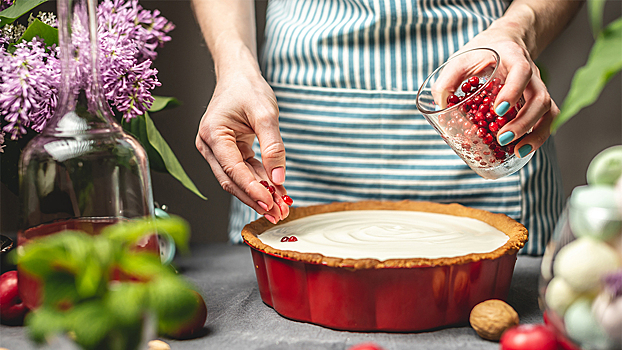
left=447, top=94, right=460, bottom=104
left=288, top=235, right=298, bottom=242
left=461, top=82, right=472, bottom=93
left=488, top=122, right=499, bottom=134
left=281, top=236, right=289, bottom=242
left=282, top=195, right=293, bottom=206
left=468, top=76, right=480, bottom=86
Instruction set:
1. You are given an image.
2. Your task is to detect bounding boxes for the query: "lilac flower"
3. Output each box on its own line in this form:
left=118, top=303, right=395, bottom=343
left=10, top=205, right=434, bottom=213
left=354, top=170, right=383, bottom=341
left=97, top=0, right=174, bottom=62
left=0, top=0, right=13, bottom=12
left=0, top=39, right=60, bottom=139
left=0, top=0, right=172, bottom=140
left=99, top=28, right=161, bottom=121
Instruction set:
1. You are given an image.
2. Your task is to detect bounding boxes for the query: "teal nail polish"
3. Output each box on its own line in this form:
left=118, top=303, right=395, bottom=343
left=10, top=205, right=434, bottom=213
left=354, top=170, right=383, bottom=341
left=498, top=131, right=515, bottom=146
left=495, top=101, right=510, bottom=116
left=518, top=144, right=532, bottom=158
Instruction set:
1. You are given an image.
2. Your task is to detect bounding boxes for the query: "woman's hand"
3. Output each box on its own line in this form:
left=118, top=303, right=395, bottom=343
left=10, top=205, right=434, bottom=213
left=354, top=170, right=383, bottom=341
left=457, top=0, right=581, bottom=158
left=195, top=64, right=289, bottom=224
left=460, top=24, right=556, bottom=158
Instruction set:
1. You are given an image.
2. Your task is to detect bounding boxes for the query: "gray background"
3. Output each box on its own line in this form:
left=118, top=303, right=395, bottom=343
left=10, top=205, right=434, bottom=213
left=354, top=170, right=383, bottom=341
left=2, top=0, right=621, bottom=243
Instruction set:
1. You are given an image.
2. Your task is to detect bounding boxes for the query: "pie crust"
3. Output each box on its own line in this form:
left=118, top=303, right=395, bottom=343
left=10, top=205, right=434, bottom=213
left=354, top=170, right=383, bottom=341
left=242, top=200, right=528, bottom=269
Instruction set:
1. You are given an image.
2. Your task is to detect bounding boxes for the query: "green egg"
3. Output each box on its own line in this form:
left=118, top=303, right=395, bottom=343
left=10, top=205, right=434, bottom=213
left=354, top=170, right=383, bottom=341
left=569, top=185, right=622, bottom=241
left=564, top=298, right=615, bottom=349
left=587, top=145, right=622, bottom=186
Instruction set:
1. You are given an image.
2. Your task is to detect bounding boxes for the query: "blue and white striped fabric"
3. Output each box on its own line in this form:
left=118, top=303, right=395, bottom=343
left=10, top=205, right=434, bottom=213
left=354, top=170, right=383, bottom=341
left=228, top=0, right=564, bottom=256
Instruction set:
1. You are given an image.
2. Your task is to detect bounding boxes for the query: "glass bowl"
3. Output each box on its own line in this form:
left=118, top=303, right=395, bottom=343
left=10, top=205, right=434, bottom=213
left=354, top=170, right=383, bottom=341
left=539, top=185, right=622, bottom=350
left=416, top=47, right=532, bottom=180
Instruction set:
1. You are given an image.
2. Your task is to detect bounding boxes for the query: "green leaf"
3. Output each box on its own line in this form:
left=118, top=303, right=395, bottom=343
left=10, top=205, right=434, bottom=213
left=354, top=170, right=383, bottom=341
left=148, top=96, right=181, bottom=113
left=145, top=112, right=207, bottom=199
left=42, top=272, right=80, bottom=309
left=18, top=18, right=58, bottom=47
left=147, top=276, right=198, bottom=327
left=25, top=307, right=67, bottom=344
left=0, top=0, right=47, bottom=27
left=66, top=300, right=113, bottom=349
left=101, top=215, right=190, bottom=254
left=588, top=0, right=607, bottom=38
left=122, top=114, right=167, bottom=173
left=551, top=17, right=622, bottom=133
left=105, top=283, right=147, bottom=325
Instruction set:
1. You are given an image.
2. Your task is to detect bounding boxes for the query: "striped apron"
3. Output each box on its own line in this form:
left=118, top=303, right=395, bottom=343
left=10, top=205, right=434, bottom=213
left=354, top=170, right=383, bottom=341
left=228, top=0, right=564, bottom=255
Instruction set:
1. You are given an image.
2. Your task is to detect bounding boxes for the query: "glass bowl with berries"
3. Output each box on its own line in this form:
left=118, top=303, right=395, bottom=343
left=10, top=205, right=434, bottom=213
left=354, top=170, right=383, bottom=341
left=416, top=47, right=532, bottom=180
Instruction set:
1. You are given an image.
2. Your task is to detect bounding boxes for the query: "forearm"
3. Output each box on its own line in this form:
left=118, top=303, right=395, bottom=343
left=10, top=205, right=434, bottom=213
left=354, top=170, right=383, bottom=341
left=491, top=0, right=584, bottom=59
left=191, top=0, right=260, bottom=78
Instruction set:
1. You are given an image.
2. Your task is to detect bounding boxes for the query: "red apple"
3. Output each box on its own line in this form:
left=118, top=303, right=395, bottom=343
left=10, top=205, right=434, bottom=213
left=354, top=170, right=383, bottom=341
left=0, top=270, right=28, bottom=325
left=348, top=343, right=385, bottom=350
left=162, top=290, right=207, bottom=339
left=500, top=324, right=558, bottom=350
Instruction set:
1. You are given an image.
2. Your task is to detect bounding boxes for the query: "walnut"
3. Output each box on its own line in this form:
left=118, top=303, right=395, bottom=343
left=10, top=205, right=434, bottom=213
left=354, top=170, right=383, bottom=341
left=148, top=340, right=171, bottom=350
left=469, top=299, right=519, bottom=341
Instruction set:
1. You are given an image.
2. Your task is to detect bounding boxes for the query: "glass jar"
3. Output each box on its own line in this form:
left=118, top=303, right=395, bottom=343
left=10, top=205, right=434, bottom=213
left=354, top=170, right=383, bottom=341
left=539, top=185, right=622, bottom=350
left=17, top=0, right=156, bottom=310
left=416, top=48, right=532, bottom=180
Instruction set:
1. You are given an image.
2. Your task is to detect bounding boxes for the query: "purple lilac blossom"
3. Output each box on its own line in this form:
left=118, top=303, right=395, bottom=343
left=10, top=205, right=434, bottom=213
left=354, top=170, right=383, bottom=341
left=0, top=0, right=172, bottom=139
left=0, top=0, right=13, bottom=12
left=0, top=39, right=60, bottom=139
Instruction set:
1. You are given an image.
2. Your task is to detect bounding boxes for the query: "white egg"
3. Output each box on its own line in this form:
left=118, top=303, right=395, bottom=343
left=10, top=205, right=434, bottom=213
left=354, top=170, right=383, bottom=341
left=553, top=237, right=621, bottom=293
left=545, top=277, right=581, bottom=317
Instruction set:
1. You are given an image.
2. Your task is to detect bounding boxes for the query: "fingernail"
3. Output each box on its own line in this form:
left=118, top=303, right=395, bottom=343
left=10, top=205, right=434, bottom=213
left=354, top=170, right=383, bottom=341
left=264, top=214, right=277, bottom=224
left=272, top=167, right=285, bottom=185
left=257, top=201, right=270, bottom=211
left=495, top=101, right=510, bottom=116
left=498, top=131, right=515, bottom=146
left=518, top=144, right=532, bottom=158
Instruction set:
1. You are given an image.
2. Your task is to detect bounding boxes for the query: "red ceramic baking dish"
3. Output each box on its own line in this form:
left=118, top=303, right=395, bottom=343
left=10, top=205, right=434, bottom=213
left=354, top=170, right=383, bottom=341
left=242, top=200, right=528, bottom=332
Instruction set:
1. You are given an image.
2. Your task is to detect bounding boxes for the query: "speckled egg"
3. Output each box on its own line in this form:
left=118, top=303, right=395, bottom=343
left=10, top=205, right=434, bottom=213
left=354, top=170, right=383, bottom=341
left=592, top=292, right=622, bottom=344
left=553, top=237, right=621, bottom=293
left=545, top=277, right=580, bottom=317
left=569, top=186, right=622, bottom=241
left=564, top=298, right=616, bottom=349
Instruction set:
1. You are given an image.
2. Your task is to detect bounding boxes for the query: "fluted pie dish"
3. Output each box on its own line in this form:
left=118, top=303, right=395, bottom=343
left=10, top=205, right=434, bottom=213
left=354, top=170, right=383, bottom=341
left=242, top=200, right=528, bottom=332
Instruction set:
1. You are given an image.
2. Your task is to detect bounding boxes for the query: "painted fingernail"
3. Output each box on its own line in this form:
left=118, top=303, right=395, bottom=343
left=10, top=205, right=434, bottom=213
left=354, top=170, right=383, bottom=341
left=495, top=101, right=510, bottom=116
left=264, top=214, right=277, bottom=224
left=498, top=131, right=515, bottom=146
left=518, top=144, right=532, bottom=158
left=257, top=201, right=270, bottom=211
left=272, top=167, right=285, bottom=185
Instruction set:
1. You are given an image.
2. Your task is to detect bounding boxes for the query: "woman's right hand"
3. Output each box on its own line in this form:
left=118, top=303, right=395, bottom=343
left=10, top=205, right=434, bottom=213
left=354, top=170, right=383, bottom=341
left=195, top=64, right=289, bottom=224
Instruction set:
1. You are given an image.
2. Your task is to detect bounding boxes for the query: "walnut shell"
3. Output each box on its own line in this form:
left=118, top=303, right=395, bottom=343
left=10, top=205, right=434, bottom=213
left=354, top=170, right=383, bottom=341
left=469, top=299, right=519, bottom=341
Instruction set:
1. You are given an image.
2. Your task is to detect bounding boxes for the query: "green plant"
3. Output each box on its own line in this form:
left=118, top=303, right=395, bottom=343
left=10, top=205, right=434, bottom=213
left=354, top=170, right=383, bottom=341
left=15, top=216, right=201, bottom=350
left=551, top=0, right=622, bottom=132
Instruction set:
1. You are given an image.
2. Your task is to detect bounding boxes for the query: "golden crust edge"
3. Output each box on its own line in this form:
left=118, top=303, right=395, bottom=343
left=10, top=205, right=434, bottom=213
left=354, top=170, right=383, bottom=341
left=241, top=200, right=528, bottom=269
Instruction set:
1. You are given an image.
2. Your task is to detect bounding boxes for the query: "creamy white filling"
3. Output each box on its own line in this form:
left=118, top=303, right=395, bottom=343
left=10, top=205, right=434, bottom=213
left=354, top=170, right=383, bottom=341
left=259, top=210, right=509, bottom=260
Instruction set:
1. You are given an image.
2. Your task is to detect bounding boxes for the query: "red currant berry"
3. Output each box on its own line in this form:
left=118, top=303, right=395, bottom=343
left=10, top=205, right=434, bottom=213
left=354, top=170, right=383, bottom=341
left=491, top=78, right=501, bottom=85
left=475, top=111, right=485, bottom=121
left=484, top=81, right=494, bottom=91
left=477, top=128, right=488, bottom=138
left=447, top=94, right=460, bottom=104
left=496, top=116, right=508, bottom=127
left=267, top=185, right=276, bottom=194
left=260, top=180, right=270, bottom=188
left=482, top=134, right=494, bottom=144
left=288, top=235, right=298, bottom=242
left=447, top=102, right=455, bottom=108
left=478, top=104, right=489, bottom=113
left=485, top=112, right=496, bottom=122
left=495, top=151, right=506, bottom=159
left=491, top=85, right=500, bottom=95
left=472, top=96, right=482, bottom=105
left=482, top=96, right=491, bottom=105
left=477, top=120, right=487, bottom=128
left=489, top=122, right=499, bottom=134
left=282, top=195, right=294, bottom=206
left=468, top=76, right=480, bottom=86
left=461, top=82, right=472, bottom=93
left=281, top=236, right=289, bottom=242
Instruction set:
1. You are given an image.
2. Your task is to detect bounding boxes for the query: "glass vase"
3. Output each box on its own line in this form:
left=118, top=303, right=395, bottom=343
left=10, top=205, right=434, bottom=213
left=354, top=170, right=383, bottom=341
left=17, top=0, right=156, bottom=310
left=539, top=185, right=622, bottom=350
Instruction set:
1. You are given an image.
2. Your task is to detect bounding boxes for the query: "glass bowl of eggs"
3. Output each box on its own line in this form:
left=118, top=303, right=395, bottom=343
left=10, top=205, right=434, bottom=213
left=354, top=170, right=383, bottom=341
left=539, top=145, right=622, bottom=350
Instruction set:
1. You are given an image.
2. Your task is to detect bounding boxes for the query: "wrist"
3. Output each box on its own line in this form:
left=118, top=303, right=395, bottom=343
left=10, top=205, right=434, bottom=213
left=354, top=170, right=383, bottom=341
left=211, top=39, right=261, bottom=80
left=490, top=3, right=538, bottom=58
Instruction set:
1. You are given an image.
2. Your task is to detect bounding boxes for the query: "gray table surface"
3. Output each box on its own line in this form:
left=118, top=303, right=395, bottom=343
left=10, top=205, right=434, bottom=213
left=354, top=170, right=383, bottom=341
left=0, top=244, right=544, bottom=350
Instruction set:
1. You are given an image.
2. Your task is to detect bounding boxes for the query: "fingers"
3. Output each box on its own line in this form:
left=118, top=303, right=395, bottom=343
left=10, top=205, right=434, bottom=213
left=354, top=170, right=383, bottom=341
left=494, top=58, right=553, bottom=158
left=493, top=59, right=531, bottom=117
left=252, top=99, right=287, bottom=186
